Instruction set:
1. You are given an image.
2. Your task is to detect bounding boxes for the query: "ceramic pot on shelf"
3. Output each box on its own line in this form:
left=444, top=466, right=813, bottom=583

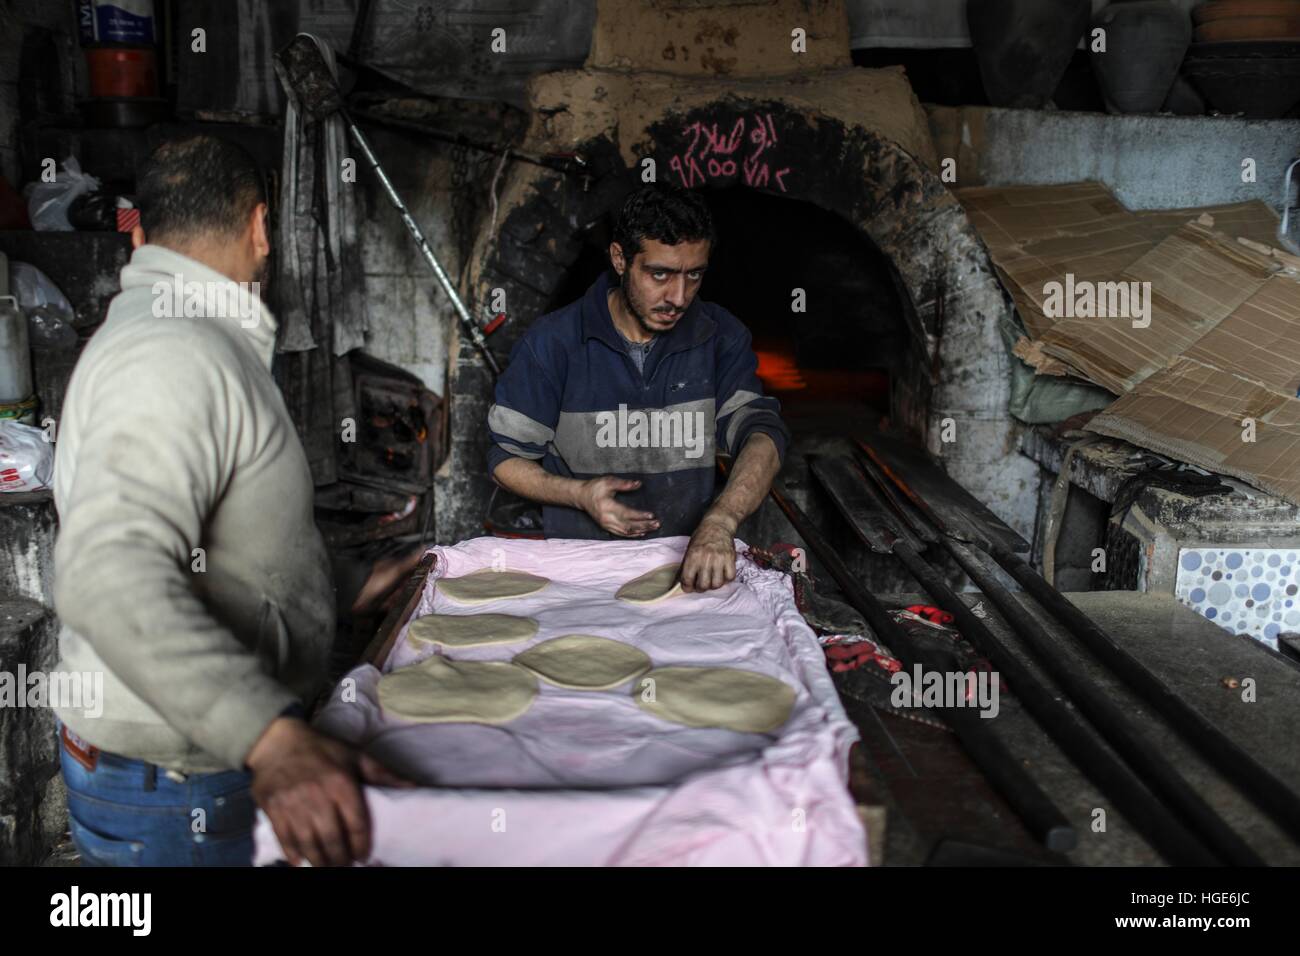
left=967, top=0, right=1092, bottom=108
left=1092, top=0, right=1194, bottom=113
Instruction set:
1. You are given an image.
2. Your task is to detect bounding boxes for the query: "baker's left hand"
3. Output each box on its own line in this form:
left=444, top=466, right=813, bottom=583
left=680, top=516, right=737, bottom=592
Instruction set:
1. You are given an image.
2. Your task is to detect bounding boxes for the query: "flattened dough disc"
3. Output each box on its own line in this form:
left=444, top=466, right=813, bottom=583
left=616, top=563, right=683, bottom=604
left=633, top=666, right=796, bottom=733
left=513, top=634, right=652, bottom=689
left=407, top=613, right=538, bottom=648
left=379, top=656, right=537, bottom=724
left=437, top=569, right=550, bottom=604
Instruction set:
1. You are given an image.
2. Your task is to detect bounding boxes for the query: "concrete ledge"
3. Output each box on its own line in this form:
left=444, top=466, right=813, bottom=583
left=0, top=490, right=57, bottom=609
left=0, top=597, right=65, bottom=865
left=1022, top=427, right=1300, bottom=596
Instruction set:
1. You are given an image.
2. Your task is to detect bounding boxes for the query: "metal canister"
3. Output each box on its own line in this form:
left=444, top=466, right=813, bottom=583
left=0, top=295, right=36, bottom=426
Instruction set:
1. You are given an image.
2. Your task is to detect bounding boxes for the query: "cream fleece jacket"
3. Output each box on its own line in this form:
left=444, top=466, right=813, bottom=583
left=52, top=244, right=334, bottom=772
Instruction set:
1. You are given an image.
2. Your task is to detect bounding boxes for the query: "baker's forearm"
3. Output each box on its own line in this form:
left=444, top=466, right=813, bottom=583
left=703, top=432, right=780, bottom=533
left=493, top=456, right=586, bottom=509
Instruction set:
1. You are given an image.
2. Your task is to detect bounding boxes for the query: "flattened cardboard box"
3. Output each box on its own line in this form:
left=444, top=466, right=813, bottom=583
left=1089, top=357, right=1300, bottom=507
left=1085, top=261, right=1300, bottom=506
left=958, top=182, right=1281, bottom=340
left=959, top=181, right=1300, bottom=506
left=1038, top=221, right=1278, bottom=395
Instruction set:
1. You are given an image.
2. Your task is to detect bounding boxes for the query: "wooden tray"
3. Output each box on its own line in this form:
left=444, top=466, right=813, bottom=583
left=360, top=551, right=437, bottom=670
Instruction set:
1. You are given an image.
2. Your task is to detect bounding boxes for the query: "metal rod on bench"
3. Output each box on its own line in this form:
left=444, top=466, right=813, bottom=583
left=756, top=475, right=1078, bottom=853
left=853, top=433, right=1300, bottom=848
left=987, top=537, right=1300, bottom=847
left=939, top=536, right=1263, bottom=866
left=809, top=455, right=1222, bottom=866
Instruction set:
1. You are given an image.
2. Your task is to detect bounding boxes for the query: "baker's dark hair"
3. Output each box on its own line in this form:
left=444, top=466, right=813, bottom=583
left=136, top=135, right=266, bottom=243
left=611, top=184, right=715, bottom=263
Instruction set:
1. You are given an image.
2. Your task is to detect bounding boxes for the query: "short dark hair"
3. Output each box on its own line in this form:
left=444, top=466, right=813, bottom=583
left=611, top=184, right=715, bottom=263
left=136, top=135, right=266, bottom=243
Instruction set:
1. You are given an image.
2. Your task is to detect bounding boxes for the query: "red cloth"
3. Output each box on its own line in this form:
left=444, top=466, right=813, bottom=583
left=906, top=604, right=954, bottom=626
left=824, top=639, right=901, bottom=674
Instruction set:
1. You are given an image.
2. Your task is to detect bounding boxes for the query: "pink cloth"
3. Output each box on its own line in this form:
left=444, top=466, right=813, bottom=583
left=253, top=536, right=867, bottom=866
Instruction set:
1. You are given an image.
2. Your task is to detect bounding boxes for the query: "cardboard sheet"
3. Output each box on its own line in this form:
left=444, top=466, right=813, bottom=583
left=1089, top=358, right=1300, bottom=506
left=1038, top=222, right=1278, bottom=395
left=959, top=182, right=1281, bottom=340
left=961, top=181, right=1300, bottom=506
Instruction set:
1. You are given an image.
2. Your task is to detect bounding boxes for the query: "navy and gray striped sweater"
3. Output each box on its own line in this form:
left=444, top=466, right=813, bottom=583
left=486, top=269, right=790, bottom=539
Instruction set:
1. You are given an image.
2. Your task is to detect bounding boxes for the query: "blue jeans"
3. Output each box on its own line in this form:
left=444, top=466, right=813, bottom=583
left=58, top=730, right=256, bottom=867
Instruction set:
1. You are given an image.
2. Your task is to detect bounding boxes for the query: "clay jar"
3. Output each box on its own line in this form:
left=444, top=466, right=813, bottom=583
left=967, top=0, right=1092, bottom=108
left=1091, top=0, right=1193, bottom=112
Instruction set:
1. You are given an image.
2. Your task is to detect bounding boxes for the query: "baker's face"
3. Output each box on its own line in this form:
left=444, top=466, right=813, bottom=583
left=612, top=237, right=710, bottom=336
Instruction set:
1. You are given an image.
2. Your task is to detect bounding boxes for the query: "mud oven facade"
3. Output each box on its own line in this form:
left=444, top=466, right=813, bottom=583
left=434, top=0, right=1034, bottom=545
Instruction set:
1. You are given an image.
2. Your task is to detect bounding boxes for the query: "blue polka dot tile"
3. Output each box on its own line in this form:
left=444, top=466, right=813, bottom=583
left=1176, top=547, right=1297, bottom=649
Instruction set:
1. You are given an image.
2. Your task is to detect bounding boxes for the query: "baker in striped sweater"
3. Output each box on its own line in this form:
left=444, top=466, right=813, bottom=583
left=487, top=185, right=791, bottom=591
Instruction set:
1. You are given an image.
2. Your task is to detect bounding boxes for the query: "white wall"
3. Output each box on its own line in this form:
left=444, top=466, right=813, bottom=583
left=935, top=106, right=1300, bottom=213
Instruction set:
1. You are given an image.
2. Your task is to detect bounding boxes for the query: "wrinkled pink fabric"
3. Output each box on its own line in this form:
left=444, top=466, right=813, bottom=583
left=253, top=536, right=867, bottom=866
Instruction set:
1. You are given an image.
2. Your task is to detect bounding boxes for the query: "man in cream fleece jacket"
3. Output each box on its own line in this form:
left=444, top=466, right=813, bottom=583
left=52, top=135, right=406, bottom=867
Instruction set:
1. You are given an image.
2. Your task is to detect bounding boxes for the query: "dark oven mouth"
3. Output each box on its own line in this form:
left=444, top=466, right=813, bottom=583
left=544, top=185, right=912, bottom=432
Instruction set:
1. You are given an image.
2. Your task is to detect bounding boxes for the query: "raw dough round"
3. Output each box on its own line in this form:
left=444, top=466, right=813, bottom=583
left=513, top=634, right=652, bottom=689
left=437, top=569, right=550, bottom=604
left=616, top=563, right=683, bottom=604
left=407, top=613, right=538, bottom=648
left=632, top=666, right=796, bottom=733
left=379, top=655, right=537, bottom=724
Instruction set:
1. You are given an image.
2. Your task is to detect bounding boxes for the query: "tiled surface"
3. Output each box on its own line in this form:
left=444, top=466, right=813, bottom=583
left=1175, top=547, right=1300, bottom=650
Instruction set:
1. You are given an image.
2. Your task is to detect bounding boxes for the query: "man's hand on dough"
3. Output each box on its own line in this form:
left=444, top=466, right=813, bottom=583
left=680, top=515, right=737, bottom=592
left=579, top=476, right=660, bottom=537
left=247, top=717, right=413, bottom=867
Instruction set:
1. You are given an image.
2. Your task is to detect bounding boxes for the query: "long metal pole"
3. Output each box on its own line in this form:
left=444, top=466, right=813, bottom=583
left=881, top=540, right=1224, bottom=864
left=817, top=508, right=1224, bottom=865
left=274, top=34, right=502, bottom=378
left=341, top=108, right=501, bottom=378
left=941, top=537, right=1262, bottom=866
left=760, top=480, right=1078, bottom=853
left=853, top=432, right=1300, bottom=853
left=987, top=538, right=1300, bottom=847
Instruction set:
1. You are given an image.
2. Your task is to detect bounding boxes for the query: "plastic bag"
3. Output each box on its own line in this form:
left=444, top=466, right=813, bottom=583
left=0, top=420, right=54, bottom=492
left=9, top=261, right=78, bottom=349
left=10, top=261, right=73, bottom=321
left=26, top=157, right=101, bottom=232
left=69, top=190, right=119, bottom=231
